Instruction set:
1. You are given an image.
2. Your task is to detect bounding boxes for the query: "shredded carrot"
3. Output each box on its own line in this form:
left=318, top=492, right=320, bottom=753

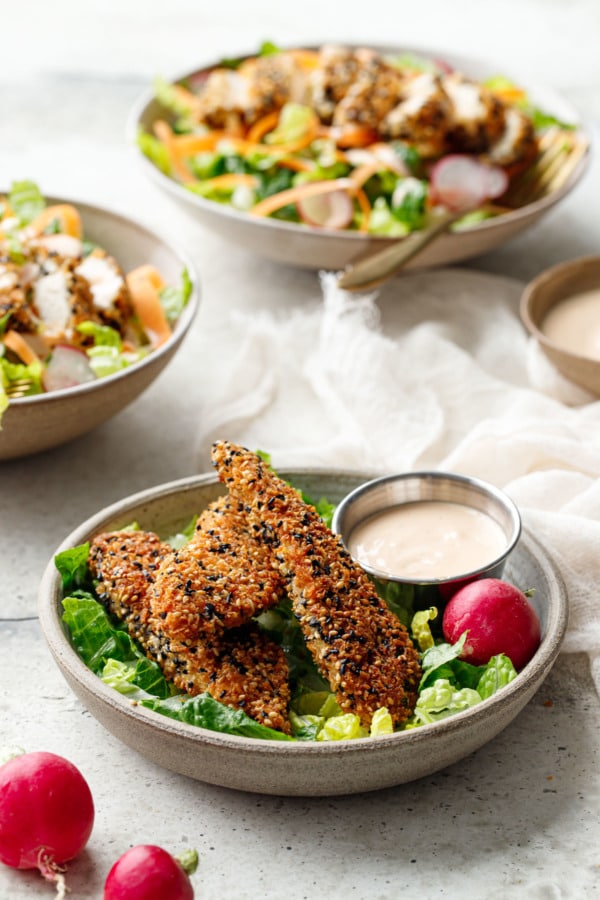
left=27, top=204, right=82, bottom=239
left=249, top=177, right=356, bottom=218
left=288, top=49, right=321, bottom=69
left=354, top=187, right=372, bottom=232
left=3, top=330, right=41, bottom=366
left=276, top=157, right=316, bottom=173
left=247, top=110, right=281, bottom=144
left=170, top=84, right=204, bottom=116
left=198, top=173, right=259, bottom=191
left=125, top=265, right=171, bottom=348
left=153, top=120, right=196, bottom=180
left=350, top=162, right=384, bottom=189
left=331, top=125, right=379, bottom=149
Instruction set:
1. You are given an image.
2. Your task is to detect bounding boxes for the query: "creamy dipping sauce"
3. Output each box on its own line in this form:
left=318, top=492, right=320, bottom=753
left=541, top=289, right=600, bottom=361
left=348, top=500, right=507, bottom=580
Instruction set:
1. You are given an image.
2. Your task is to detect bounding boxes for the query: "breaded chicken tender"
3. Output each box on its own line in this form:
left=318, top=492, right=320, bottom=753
left=89, top=528, right=291, bottom=733
left=211, top=441, right=422, bottom=729
left=151, top=494, right=285, bottom=638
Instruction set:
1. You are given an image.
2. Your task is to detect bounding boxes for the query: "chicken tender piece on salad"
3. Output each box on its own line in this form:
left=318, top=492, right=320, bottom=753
left=211, top=440, right=422, bottom=729
left=151, top=494, right=286, bottom=639
left=382, top=71, right=454, bottom=159
left=443, top=73, right=507, bottom=154
left=331, top=50, right=405, bottom=133
left=89, top=529, right=291, bottom=734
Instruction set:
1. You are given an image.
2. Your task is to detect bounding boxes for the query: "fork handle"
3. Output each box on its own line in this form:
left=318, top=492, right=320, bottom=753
left=337, top=210, right=464, bottom=292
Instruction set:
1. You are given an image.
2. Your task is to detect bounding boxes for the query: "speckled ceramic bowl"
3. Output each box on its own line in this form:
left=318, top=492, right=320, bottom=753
left=38, top=470, right=568, bottom=797
left=129, top=45, right=589, bottom=272
left=520, top=255, right=600, bottom=396
left=332, top=471, right=522, bottom=607
left=0, top=198, right=199, bottom=461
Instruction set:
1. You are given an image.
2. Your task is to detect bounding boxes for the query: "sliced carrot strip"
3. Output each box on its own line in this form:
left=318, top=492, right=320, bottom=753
left=354, top=187, right=372, bottom=232
left=350, top=162, right=385, bottom=189
left=198, top=173, right=259, bottom=191
left=249, top=178, right=356, bottom=218
left=153, top=120, right=196, bottom=180
left=276, top=157, right=316, bottom=173
left=288, top=49, right=320, bottom=70
left=126, top=266, right=171, bottom=348
left=3, top=330, right=41, bottom=366
left=332, top=125, right=380, bottom=149
left=247, top=110, right=281, bottom=144
left=27, top=204, right=82, bottom=239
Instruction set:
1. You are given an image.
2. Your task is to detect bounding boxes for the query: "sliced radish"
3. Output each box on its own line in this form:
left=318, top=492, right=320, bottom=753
left=296, top=189, right=354, bottom=229
left=429, top=154, right=509, bottom=212
left=42, top=344, right=96, bottom=392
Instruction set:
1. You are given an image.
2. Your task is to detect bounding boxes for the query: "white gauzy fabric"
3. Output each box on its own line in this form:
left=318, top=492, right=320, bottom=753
left=195, top=268, right=600, bottom=692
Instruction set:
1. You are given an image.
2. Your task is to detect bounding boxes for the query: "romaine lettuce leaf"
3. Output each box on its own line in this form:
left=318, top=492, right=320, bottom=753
left=477, top=654, right=517, bottom=699
left=410, top=677, right=482, bottom=725
left=61, top=594, right=172, bottom=698
left=8, top=180, right=46, bottom=225
left=54, top=542, right=91, bottom=591
left=142, top=693, right=293, bottom=740
left=160, top=267, right=193, bottom=324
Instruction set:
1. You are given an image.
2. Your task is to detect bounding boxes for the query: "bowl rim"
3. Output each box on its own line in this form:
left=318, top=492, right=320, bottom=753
left=331, top=469, right=522, bottom=585
left=4, top=194, right=200, bottom=408
left=38, top=468, right=569, bottom=759
left=520, top=253, right=600, bottom=362
left=127, top=41, right=591, bottom=243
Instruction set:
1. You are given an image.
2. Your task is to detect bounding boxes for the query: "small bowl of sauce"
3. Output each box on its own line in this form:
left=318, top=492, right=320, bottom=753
left=521, top=255, right=600, bottom=396
left=332, top=471, right=521, bottom=612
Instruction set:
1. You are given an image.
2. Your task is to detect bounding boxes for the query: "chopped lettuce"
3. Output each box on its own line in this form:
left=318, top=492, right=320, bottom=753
left=411, top=678, right=482, bottom=725
left=55, top=542, right=91, bottom=591
left=159, top=267, right=193, bottom=324
left=477, top=653, right=517, bottom=699
left=0, top=356, right=44, bottom=398
left=142, top=693, right=293, bottom=741
left=411, top=607, right=438, bottom=652
left=8, top=180, right=46, bottom=225
left=137, top=129, right=172, bottom=176
left=264, top=103, right=315, bottom=144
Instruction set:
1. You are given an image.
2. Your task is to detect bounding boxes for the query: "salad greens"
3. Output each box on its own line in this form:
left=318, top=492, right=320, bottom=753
left=0, top=180, right=193, bottom=423
left=138, top=44, right=579, bottom=237
left=55, top=477, right=517, bottom=743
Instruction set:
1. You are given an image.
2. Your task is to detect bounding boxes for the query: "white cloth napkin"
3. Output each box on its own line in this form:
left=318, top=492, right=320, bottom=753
left=195, top=268, right=600, bottom=693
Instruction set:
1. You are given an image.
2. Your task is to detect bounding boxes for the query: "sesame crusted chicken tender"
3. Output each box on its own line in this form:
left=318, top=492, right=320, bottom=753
left=88, top=528, right=291, bottom=734
left=443, top=73, right=507, bottom=155
left=151, top=494, right=286, bottom=639
left=211, top=441, right=422, bottom=729
left=88, top=530, right=214, bottom=694
left=208, top=625, right=292, bottom=734
left=331, top=51, right=406, bottom=133
left=382, top=72, right=454, bottom=159
left=309, top=45, right=372, bottom=123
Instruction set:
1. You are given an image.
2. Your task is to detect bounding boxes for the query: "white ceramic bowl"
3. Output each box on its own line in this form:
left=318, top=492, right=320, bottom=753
left=0, top=198, right=199, bottom=461
left=38, top=470, right=568, bottom=797
left=128, top=44, right=589, bottom=272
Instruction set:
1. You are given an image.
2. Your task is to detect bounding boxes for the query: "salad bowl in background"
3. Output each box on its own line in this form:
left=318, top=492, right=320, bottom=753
left=128, top=44, right=590, bottom=272
left=38, top=470, right=568, bottom=797
left=0, top=198, right=199, bottom=461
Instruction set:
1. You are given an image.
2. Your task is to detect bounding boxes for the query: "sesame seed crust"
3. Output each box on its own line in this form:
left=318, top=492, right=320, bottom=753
left=88, top=528, right=291, bottom=734
left=151, top=494, right=285, bottom=639
left=211, top=440, right=422, bottom=728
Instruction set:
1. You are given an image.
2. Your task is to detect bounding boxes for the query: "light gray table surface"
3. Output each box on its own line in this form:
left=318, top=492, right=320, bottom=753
left=1, top=2, right=599, bottom=897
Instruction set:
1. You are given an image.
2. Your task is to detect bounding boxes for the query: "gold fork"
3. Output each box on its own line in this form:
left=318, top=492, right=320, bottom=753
left=337, top=127, right=590, bottom=292
left=5, top=377, right=34, bottom=399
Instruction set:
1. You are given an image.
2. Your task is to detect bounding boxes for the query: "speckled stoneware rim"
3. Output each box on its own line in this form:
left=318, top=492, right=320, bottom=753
left=38, top=470, right=569, bottom=793
left=6, top=196, right=200, bottom=409
left=331, top=469, right=522, bottom=585
left=128, top=43, right=589, bottom=245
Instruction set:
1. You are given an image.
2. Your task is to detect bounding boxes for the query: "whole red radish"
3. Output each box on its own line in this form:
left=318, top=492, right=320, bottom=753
left=442, top=578, right=541, bottom=670
left=0, top=750, right=94, bottom=892
left=104, top=845, right=198, bottom=900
